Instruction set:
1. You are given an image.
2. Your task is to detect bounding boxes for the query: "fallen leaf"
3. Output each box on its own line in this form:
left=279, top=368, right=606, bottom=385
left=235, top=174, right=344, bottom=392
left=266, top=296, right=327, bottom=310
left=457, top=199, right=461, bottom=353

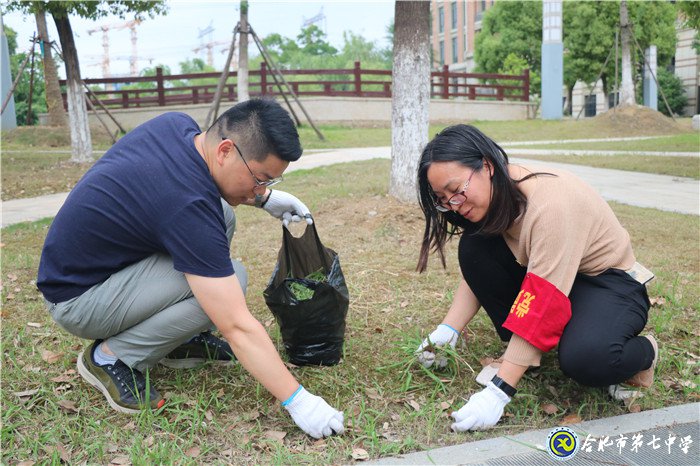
left=245, top=409, right=261, bottom=421
left=27, top=322, right=42, bottom=328
left=264, top=430, right=287, bottom=442
left=185, top=447, right=200, bottom=457
left=649, top=296, right=666, bottom=306
left=407, top=400, right=421, bottom=411
left=628, top=404, right=642, bottom=413
left=365, top=388, right=382, bottom=400
left=220, top=448, right=233, bottom=457
left=205, top=410, right=214, bottom=421
left=400, top=301, right=408, bottom=308
left=17, top=461, right=35, bottom=466
left=351, top=448, right=369, bottom=461
left=14, top=389, right=39, bottom=399
left=106, top=443, right=119, bottom=453
left=479, top=357, right=495, bottom=367
left=145, top=436, right=154, bottom=447
left=546, top=385, right=559, bottom=398
left=110, top=456, right=131, bottom=465
left=57, top=399, right=79, bottom=413
left=217, top=388, right=225, bottom=398
left=41, top=350, right=63, bottom=364
left=439, top=401, right=451, bottom=411
left=541, top=403, right=558, bottom=415
left=45, top=444, right=71, bottom=462
left=373, top=327, right=384, bottom=333
left=561, top=414, right=582, bottom=424
left=680, top=379, right=698, bottom=389
left=50, top=374, right=74, bottom=383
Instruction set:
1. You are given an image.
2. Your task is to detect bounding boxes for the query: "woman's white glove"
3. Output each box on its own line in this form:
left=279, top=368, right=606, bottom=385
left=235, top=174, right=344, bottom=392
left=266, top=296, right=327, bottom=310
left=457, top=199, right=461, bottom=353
left=263, top=190, right=313, bottom=226
left=283, top=386, right=344, bottom=439
left=450, top=382, right=511, bottom=431
left=416, top=323, right=460, bottom=369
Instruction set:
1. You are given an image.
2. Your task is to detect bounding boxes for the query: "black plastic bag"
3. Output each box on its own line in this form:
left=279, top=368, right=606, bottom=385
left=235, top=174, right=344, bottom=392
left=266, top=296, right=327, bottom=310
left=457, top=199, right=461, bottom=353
left=264, top=222, right=349, bottom=366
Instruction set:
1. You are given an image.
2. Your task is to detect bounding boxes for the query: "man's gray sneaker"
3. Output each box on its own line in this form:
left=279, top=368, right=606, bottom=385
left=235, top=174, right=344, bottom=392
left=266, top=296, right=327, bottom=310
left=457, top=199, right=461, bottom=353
left=77, top=340, right=164, bottom=414
left=160, top=332, right=236, bottom=369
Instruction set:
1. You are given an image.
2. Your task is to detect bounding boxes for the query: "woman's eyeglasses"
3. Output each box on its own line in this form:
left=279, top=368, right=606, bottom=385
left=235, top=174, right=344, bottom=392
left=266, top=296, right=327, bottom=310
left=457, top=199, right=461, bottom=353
left=433, top=169, right=476, bottom=212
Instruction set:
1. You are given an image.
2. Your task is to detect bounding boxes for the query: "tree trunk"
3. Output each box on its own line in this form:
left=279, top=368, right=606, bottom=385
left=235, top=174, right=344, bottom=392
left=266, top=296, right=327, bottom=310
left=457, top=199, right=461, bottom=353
left=237, top=0, right=249, bottom=102
left=53, top=13, right=92, bottom=163
left=566, top=85, right=573, bottom=115
left=34, top=7, right=66, bottom=127
left=619, top=0, right=635, bottom=106
left=390, top=1, right=430, bottom=203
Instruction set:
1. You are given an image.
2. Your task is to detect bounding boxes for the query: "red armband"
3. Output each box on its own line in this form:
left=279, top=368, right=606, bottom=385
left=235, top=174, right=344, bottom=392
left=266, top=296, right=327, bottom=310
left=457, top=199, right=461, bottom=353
left=502, top=273, right=571, bottom=352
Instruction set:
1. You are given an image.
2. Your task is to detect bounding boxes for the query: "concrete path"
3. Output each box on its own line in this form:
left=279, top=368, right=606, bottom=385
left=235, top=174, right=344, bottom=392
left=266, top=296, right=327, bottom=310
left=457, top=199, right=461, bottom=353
left=2, top=145, right=698, bottom=227
left=370, top=402, right=699, bottom=465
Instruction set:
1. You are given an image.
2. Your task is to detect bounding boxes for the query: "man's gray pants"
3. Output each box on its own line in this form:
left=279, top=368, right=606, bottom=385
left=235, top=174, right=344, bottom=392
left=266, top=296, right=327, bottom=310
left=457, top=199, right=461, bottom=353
left=45, top=199, right=247, bottom=372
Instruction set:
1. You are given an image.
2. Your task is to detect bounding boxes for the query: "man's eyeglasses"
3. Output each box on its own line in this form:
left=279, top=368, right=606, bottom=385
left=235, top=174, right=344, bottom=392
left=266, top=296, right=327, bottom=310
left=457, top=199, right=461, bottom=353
left=433, top=169, right=476, bottom=212
left=230, top=141, right=283, bottom=188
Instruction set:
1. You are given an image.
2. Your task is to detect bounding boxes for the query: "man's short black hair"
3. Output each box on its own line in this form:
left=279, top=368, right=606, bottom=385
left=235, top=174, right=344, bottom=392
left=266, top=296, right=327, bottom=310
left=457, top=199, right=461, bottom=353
left=207, top=98, right=302, bottom=162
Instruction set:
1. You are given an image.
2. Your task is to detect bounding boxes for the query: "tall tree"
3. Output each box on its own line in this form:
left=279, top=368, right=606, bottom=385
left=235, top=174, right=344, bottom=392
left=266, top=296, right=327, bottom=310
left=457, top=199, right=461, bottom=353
left=563, top=1, right=619, bottom=109
left=34, top=4, right=65, bottom=126
left=475, top=1, right=542, bottom=95
left=3, top=1, right=167, bottom=162
left=676, top=0, right=700, bottom=53
left=390, top=1, right=429, bottom=203
left=296, top=25, right=338, bottom=56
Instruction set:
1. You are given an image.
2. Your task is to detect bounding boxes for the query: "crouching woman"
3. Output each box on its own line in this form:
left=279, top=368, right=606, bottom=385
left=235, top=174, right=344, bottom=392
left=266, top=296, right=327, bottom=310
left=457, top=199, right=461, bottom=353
left=415, top=125, right=655, bottom=431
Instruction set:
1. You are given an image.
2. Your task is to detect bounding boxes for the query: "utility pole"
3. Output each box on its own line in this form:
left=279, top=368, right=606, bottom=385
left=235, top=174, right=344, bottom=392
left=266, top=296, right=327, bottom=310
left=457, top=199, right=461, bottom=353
left=541, top=0, right=563, bottom=120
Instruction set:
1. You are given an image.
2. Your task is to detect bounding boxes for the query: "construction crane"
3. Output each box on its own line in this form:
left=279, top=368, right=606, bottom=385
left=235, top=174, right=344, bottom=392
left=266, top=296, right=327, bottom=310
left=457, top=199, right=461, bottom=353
left=302, top=6, right=326, bottom=32
left=87, top=19, right=141, bottom=77
left=192, top=40, right=231, bottom=67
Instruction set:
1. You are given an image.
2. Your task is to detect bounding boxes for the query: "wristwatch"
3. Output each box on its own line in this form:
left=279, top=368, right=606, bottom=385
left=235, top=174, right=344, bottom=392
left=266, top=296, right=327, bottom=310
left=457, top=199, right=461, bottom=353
left=491, top=375, right=517, bottom=397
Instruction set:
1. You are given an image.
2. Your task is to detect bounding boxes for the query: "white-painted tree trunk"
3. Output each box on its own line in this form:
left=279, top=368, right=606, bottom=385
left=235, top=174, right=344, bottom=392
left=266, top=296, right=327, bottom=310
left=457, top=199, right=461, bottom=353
left=619, top=0, right=636, bottom=106
left=390, top=1, right=430, bottom=203
left=238, top=1, right=250, bottom=103
left=53, top=13, right=92, bottom=162
left=65, top=77, right=92, bottom=161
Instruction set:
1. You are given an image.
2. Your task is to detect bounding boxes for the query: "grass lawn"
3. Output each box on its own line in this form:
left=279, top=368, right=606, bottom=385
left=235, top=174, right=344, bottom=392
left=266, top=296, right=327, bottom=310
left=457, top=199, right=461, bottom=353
left=2, top=159, right=698, bottom=464
left=511, top=154, right=699, bottom=180
left=2, top=119, right=697, bottom=201
left=520, top=133, right=699, bottom=153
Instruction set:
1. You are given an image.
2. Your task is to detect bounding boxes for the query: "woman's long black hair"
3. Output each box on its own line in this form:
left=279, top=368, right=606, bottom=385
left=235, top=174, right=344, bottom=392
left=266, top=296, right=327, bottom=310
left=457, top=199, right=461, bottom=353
left=416, top=124, right=542, bottom=272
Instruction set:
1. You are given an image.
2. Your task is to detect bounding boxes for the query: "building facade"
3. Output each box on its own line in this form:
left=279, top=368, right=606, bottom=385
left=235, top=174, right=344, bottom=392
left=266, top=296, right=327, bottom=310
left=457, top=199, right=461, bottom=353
left=430, top=0, right=494, bottom=72
left=430, top=1, right=699, bottom=117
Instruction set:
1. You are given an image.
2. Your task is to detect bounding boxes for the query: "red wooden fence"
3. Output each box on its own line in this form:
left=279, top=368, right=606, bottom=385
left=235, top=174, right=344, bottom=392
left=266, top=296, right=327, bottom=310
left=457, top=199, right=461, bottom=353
left=61, top=61, right=529, bottom=109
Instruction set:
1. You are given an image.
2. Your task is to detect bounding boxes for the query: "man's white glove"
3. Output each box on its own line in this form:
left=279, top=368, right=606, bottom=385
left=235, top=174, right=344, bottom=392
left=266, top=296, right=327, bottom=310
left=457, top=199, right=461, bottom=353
left=416, top=323, right=460, bottom=369
left=450, top=382, right=511, bottom=431
left=283, top=386, right=344, bottom=439
left=263, top=190, right=313, bottom=226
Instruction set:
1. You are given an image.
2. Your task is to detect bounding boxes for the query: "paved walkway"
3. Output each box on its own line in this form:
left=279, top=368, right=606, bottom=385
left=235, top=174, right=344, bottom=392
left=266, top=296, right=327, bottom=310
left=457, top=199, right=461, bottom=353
left=370, top=402, right=699, bottom=465
left=1, top=145, right=698, bottom=227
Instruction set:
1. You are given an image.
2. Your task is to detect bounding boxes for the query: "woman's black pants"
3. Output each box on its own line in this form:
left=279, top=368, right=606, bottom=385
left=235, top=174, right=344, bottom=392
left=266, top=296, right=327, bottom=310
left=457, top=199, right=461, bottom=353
left=458, top=233, right=653, bottom=387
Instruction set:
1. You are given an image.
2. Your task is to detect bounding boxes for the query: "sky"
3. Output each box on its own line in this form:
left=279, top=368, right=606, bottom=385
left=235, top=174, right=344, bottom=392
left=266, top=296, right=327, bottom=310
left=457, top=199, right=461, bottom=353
left=2, top=0, right=395, bottom=79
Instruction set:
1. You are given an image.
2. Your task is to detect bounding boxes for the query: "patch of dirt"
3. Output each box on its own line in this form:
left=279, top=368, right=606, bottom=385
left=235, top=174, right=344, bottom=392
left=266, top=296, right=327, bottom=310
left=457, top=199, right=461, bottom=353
left=593, top=104, right=686, bottom=135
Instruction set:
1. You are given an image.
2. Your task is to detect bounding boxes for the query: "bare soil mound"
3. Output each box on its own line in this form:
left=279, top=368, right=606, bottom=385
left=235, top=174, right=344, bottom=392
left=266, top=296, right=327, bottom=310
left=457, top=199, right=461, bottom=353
left=594, top=104, right=685, bottom=134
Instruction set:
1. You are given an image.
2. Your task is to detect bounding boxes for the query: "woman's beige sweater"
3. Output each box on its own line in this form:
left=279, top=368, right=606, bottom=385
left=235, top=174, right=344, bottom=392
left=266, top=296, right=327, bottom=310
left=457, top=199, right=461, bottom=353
left=500, top=165, right=636, bottom=367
